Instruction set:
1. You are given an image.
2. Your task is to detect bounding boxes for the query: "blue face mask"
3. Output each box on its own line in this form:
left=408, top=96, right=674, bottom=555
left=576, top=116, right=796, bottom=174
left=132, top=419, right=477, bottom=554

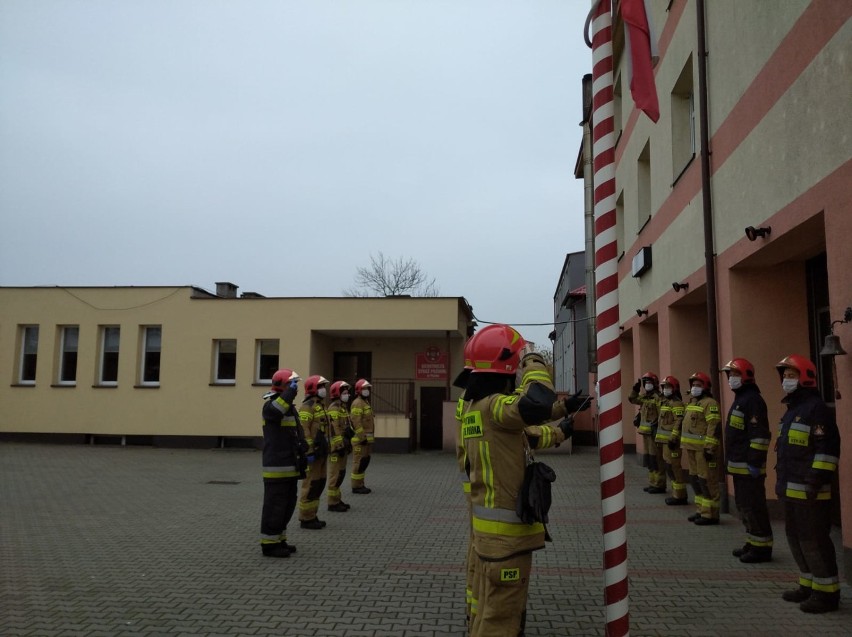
left=690, top=386, right=703, bottom=398
left=782, top=378, right=799, bottom=394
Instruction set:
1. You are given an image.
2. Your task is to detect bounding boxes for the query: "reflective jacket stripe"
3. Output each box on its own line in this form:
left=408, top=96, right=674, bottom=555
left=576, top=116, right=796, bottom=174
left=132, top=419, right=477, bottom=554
left=813, top=454, right=839, bottom=471
left=479, top=440, right=495, bottom=508
left=784, top=481, right=832, bottom=500
left=263, top=466, right=300, bottom=479
left=520, top=369, right=551, bottom=385
left=681, top=431, right=704, bottom=444
left=472, top=516, right=545, bottom=537
left=750, top=437, right=770, bottom=451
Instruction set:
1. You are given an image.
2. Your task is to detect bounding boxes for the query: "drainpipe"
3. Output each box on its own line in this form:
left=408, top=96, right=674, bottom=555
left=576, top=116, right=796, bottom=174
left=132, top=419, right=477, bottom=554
left=581, top=73, right=597, bottom=375
left=696, top=0, right=719, bottom=381
left=697, top=0, right=725, bottom=511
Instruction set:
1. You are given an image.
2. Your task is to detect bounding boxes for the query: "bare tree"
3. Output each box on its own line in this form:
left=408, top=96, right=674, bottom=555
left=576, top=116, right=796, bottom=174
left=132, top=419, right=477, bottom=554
left=344, top=252, right=439, bottom=297
left=533, top=344, right=554, bottom=368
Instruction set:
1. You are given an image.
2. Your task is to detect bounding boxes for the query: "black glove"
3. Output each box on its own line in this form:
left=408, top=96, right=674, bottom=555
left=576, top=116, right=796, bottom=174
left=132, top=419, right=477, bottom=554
left=558, top=415, right=575, bottom=439
left=632, top=381, right=641, bottom=393
left=667, top=439, right=678, bottom=451
left=703, top=449, right=715, bottom=462
left=564, top=391, right=590, bottom=413
left=280, top=380, right=298, bottom=404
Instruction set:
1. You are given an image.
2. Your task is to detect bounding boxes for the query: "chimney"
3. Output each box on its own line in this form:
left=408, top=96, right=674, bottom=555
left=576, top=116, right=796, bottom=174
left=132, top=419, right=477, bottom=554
left=215, top=282, right=238, bottom=298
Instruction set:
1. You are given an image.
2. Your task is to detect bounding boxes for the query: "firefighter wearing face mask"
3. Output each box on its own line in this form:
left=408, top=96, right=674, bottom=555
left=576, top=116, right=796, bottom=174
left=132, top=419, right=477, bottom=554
left=350, top=378, right=375, bottom=494
left=722, top=358, right=773, bottom=563
left=297, top=375, right=331, bottom=529
left=680, top=372, right=722, bottom=525
left=260, top=369, right=307, bottom=558
left=461, top=324, right=577, bottom=637
left=775, top=355, right=841, bottom=614
left=656, top=376, right=688, bottom=505
left=326, top=381, right=354, bottom=513
left=629, top=372, right=665, bottom=493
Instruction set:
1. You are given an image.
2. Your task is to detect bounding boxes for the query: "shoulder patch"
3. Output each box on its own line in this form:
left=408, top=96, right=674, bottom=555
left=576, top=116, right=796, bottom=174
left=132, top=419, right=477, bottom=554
left=813, top=424, right=825, bottom=438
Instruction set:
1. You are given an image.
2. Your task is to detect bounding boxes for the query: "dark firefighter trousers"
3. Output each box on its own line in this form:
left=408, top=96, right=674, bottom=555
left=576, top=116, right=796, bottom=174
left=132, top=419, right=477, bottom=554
left=732, top=474, right=773, bottom=552
left=785, top=498, right=840, bottom=602
left=261, top=478, right=298, bottom=543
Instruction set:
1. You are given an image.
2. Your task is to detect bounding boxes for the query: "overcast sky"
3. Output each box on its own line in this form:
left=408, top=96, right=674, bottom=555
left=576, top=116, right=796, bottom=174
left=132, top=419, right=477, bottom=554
left=0, top=0, right=593, bottom=348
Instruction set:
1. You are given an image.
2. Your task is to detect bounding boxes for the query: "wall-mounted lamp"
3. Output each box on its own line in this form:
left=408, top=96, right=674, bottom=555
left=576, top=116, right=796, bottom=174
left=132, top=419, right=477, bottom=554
left=820, top=305, right=851, bottom=400
left=636, top=308, right=649, bottom=317
left=744, top=225, right=771, bottom=241
left=672, top=282, right=689, bottom=292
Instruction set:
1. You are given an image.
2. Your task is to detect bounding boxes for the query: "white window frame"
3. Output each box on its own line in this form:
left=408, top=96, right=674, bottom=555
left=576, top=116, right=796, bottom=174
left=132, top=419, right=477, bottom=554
left=214, top=339, right=237, bottom=385
left=140, top=326, right=162, bottom=387
left=99, top=326, right=120, bottom=386
left=58, top=325, right=79, bottom=386
left=255, top=339, right=279, bottom=383
left=19, top=325, right=39, bottom=385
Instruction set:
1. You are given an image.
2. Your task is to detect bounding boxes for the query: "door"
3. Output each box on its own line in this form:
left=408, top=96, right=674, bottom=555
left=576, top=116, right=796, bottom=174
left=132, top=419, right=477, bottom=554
left=419, top=386, right=446, bottom=450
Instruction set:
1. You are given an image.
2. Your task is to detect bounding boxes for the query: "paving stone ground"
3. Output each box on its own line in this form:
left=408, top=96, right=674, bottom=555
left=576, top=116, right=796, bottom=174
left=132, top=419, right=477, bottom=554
left=1, top=442, right=849, bottom=636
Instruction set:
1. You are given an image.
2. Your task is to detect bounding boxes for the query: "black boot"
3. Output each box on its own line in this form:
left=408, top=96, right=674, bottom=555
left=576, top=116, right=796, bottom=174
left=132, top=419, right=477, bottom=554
left=800, top=592, right=839, bottom=614
left=646, top=487, right=667, bottom=494
left=261, top=542, right=291, bottom=558
left=352, top=486, right=372, bottom=494
left=687, top=513, right=701, bottom=522
left=732, top=543, right=750, bottom=557
left=328, top=502, right=349, bottom=512
left=739, top=548, right=772, bottom=563
left=300, top=518, right=325, bottom=530
left=781, top=586, right=811, bottom=603
left=665, top=497, right=688, bottom=506
left=694, top=516, right=719, bottom=526
left=341, top=501, right=351, bottom=510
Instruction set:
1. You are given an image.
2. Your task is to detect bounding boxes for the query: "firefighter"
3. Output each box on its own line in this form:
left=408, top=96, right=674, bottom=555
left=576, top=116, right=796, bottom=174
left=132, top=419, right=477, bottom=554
left=722, top=358, right=773, bottom=563
left=350, top=378, right=375, bottom=494
left=680, top=372, right=722, bottom=525
left=461, top=323, right=577, bottom=637
left=656, top=376, right=688, bottom=506
left=297, top=375, right=331, bottom=529
left=260, top=369, right=307, bottom=557
left=326, top=380, right=354, bottom=513
left=629, top=372, right=665, bottom=493
left=453, top=342, right=475, bottom=627
left=775, top=355, right=841, bottom=613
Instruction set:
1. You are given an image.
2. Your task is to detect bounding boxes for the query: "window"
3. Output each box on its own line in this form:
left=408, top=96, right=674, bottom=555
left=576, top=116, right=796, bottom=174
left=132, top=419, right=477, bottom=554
left=59, top=326, right=79, bottom=384
left=99, top=326, right=120, bottom=385
left=637, top=140, right=651, bottom=228
left=256, top=339, right=279, bottom=383
left=19, top=325, right=39, bottom=384
left=141, top=326, right=161, bottom=385
left=671, top=55, right=695, bottom=181
left=214, top=339, right=237, bottom=384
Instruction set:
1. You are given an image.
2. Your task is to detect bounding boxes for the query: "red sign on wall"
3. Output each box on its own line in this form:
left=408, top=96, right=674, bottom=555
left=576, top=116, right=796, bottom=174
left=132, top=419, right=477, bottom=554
left=415, top=346, right=448, bottom=380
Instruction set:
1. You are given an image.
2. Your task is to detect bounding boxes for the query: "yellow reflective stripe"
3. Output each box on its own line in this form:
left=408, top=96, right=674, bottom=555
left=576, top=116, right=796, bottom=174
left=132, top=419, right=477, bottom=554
left=798, top=575, right=812, bottom=588
left=704, top=436, right=719, bottom=445
left=686, top=405, right=704, bottom=413
left=462, top=481, right=471, bottom=493
left=480, top=440, right=495, bottom=509
left=521, top=370, right=550, bottom=386
left=472, top=516, right=544, bottom=537
left=491, top=394, right=517, bottom=423
left=812, top=577, right=840, bottom=593
left=263, top=470, right=300, bottom=479
left=813, top=461, right=837, bottom=471
left=351, top=472, right=365, bottom=479
left=673, top=406, right=685, bottom=416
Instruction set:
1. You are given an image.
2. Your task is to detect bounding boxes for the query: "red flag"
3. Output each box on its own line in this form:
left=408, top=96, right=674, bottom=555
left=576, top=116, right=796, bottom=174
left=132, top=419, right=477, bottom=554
left=622, top=0, right=659, bottom=122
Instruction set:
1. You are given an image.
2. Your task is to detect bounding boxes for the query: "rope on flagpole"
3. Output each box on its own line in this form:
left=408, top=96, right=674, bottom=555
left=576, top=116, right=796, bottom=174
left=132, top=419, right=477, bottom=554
left=589, top=1, right=630, bottom=635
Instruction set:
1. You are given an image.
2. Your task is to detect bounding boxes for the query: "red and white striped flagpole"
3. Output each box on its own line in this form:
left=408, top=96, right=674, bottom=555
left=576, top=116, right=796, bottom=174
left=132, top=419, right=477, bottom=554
left=589, top=1, right=629, bottom=635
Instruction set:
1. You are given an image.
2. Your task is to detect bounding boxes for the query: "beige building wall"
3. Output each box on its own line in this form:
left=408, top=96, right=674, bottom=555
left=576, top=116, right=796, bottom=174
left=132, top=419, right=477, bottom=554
left=0, top=287, right=472, bottom=449
left=601, top=1, right=852, bottom=581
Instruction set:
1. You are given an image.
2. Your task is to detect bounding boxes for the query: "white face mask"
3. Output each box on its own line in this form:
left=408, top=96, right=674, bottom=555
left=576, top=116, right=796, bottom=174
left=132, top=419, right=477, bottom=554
left=728, top=377, right=742, bottom=391
left=644, top=382, right=655, bottom=392
left=782, top=378, right=799, bottom=394
left=361, top=389, right=370, bottom=398
left=317, top=387, right=327, bottom=398
left=662, top=388, right=673, bottom=398
left=341, top=392, right=350, bottom=403
left=691, top=386, right=703, bottom=398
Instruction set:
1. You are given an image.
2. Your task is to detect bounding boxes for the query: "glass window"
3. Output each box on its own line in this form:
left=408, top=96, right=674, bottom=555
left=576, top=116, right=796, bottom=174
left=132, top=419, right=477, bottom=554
left=19, top=325, right=39, bottom=384
left=215, top=339, right=237, bottom=384
left=100, top=326, right=120, bottom=385
left=256, top=340, right=279, bottom=383
left=142, top=326, right=161, bottom=385
left=59, top=326, right=79, bottom=384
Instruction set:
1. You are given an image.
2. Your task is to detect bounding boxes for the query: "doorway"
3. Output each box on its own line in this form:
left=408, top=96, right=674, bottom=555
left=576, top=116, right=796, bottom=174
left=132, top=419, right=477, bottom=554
left=419, top=386, right=446, bottom=450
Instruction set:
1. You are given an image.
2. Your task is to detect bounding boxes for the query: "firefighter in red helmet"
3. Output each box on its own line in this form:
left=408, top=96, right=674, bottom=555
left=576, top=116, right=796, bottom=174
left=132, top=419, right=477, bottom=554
left=629, top=371, right=665, bottom=493
left=297, top=375, right=331, bottom=529
left=461, top=324, right=587, bottom=636
left=350, top=378, right=375, bottom=494
left=775, top=355, right=841, bottom=613
left=680, top=372, right=722, bottom=525
left=326, top=381, right=354, bottom=513
left=453, top=338, right=475, bottom=625
left=655, top=376, right=687, bottom=505
left=259, top=369, right=307, bottom=557
left=722, top=358, right=773, bottom=563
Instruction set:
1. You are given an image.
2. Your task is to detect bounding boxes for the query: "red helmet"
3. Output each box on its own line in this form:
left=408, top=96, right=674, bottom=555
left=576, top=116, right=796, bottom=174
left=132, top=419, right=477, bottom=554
left=466, top=324, right=526, bottom=375
left=462, top=337, right=474, bottom=370
left=330, top=380, right=350, bottom=399
left=641, top=371, right=659, bottom=385
left=660, top=375, right=680, bottom=392
left=776, top=354, right=817, bottom=388
left=304, top=375, right=329, bottom=396
left=689, top=371, right=712, bottom=390
left=271, top=369, right=300, bottom=392
left=355, top=379, right=372, bottom=393
left=722, top=358, right=755, bottom=382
